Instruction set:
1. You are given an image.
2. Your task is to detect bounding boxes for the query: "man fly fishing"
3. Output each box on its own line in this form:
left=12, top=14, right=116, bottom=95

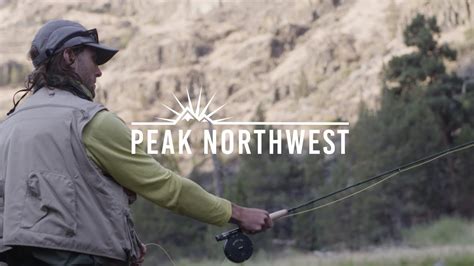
left=0, top=19, right=272, bottom=265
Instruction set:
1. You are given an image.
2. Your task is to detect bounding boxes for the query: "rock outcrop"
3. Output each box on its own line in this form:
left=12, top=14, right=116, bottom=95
left=0, top=0, right=472, bottom=173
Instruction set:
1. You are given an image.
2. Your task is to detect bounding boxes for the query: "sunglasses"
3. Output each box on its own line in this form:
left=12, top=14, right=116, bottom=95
left=85, top=28, right=99, bottom=44
left=45, top=28, right=99, bottom=57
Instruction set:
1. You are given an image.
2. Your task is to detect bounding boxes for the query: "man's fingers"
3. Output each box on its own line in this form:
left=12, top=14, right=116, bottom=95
left=242, top=228, right=258, bottom=234
left=232, top=205, right=275, bottom=234
left=265, top=213, right=273, bottom=228
left=136, top=243, right=146, bottom=264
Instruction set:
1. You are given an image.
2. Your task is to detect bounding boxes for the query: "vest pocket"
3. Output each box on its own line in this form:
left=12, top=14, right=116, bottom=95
left=20, top=171, right=77, bottom=237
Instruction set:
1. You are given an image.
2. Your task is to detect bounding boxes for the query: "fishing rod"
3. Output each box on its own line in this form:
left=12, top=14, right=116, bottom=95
left=215, top=140, right=474, bottom=263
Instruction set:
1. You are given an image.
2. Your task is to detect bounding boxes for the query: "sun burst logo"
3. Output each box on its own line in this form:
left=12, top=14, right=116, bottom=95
left=155, top=88, right=231, bottom=125
left=132, top=88, right=350, bottom=127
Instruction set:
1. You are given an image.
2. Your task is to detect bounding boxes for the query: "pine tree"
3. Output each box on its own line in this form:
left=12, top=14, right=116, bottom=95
left=313, top=14, right=474, bottom=249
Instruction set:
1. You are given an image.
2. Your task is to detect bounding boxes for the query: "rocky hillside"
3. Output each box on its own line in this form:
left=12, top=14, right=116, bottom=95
left=1, top=0, right=473, bottom=122
left=0, top=0, right=473, bottom=172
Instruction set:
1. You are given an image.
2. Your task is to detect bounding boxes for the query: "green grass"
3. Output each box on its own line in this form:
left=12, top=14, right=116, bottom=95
left=402, top=217, right=474, bottom=246
left=164, top=218, right=474, bottom=266
left=174, top=247, right=474, bottom=266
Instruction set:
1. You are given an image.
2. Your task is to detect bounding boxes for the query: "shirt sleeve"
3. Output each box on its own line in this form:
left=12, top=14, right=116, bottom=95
left=82, top=110, right=232, bottom=226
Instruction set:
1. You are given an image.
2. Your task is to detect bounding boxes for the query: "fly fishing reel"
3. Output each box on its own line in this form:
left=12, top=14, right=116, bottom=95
left=215, top=228, right=253, bottom=263
left=215, top=210, right=288, bottom=263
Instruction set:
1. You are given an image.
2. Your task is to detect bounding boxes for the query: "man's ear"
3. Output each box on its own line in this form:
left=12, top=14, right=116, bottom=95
left=62, top=48, right=76, bottom=65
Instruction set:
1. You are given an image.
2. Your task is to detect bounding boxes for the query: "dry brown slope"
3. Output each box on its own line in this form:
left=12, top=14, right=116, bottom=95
left=1, top=0, right=472, bottom=122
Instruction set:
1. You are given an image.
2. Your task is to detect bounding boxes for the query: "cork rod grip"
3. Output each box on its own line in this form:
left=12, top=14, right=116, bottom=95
left=269, top=209, right=288, bottom=220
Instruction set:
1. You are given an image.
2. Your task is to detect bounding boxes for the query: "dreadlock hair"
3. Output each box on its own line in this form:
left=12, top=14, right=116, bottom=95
left=7, top=45, right=86, bottom=115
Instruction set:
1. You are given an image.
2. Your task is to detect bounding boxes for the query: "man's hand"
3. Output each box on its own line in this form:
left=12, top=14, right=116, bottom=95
left=230, top=203, right=273, bottom=234
left=131, top=243, right=146, bottom=266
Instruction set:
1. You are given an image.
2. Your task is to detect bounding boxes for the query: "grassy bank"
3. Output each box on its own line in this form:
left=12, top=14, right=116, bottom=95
left=402, top=217, right=474, bottom=247
left=167, top=217, right=474, bottom=266
left=176, top=246, right=474, bottom=266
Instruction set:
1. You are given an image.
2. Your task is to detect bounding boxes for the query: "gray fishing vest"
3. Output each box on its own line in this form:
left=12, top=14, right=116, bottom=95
left=0, top=87, right=142, bottom=263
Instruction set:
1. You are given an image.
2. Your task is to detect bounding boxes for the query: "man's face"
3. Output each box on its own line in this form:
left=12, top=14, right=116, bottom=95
left=72, top=47, right=102, bottom=94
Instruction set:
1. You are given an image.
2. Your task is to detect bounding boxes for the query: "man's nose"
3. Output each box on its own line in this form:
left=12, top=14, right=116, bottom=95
left=96, top=66, right=102, bottom=77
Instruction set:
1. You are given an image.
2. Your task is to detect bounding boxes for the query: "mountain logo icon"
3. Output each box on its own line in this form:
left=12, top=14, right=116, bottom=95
left=154, top=88, right=230, bottom=125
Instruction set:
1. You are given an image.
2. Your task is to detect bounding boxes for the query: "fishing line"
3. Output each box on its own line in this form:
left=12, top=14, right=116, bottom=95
left=286, top=140, right=474, bottom=216
left=285, top=171, right=397, bottom=218
left=144, top=243, right=176, bottom=266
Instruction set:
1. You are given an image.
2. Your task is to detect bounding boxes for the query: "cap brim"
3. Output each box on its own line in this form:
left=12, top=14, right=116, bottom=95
left=85, top=43, right=118, bottom=65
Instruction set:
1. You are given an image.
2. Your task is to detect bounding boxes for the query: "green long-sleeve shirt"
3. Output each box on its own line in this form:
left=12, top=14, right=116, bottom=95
left=82, top=110, right=231, bottom=226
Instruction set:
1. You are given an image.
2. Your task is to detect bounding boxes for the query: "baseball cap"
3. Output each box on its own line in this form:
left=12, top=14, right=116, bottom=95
left=31, top=19, right=118, bottom=68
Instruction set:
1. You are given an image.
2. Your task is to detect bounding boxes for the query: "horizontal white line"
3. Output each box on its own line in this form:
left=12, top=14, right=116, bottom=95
left=131, top=121, right=350, bottom=126
left=214, top=121, right=349, bottom=126
left=131, top=122, right=175, bottom=126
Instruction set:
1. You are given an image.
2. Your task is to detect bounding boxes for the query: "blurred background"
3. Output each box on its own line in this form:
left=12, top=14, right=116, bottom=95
left=1, top=0, right=474, bottom=265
